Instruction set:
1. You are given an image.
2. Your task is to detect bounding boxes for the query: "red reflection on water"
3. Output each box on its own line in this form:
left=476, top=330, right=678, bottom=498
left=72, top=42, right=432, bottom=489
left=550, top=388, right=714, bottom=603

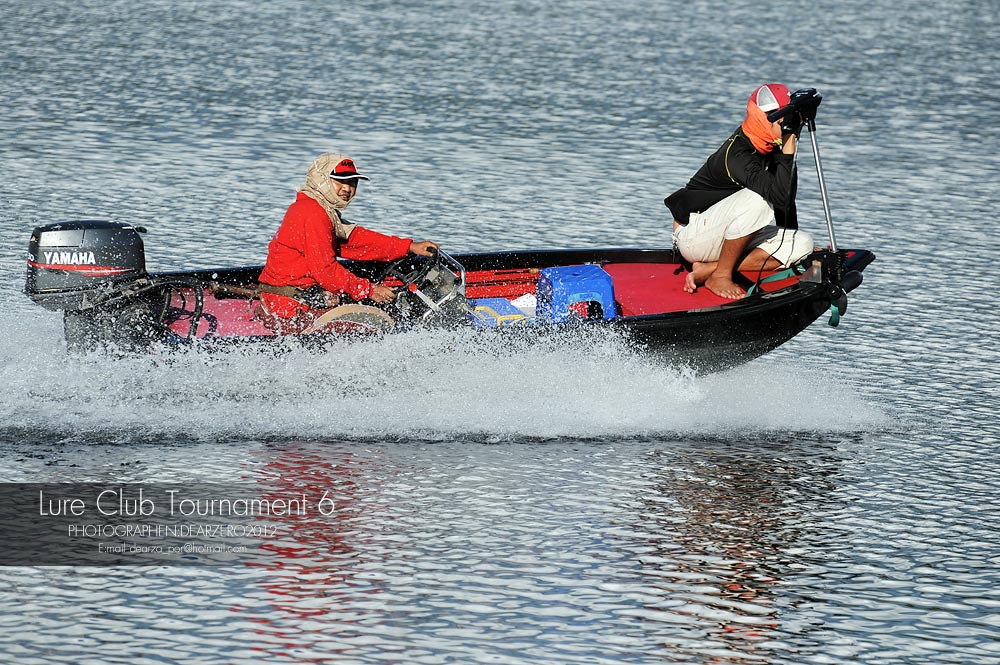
left=236, top=444, right=389, bottom=661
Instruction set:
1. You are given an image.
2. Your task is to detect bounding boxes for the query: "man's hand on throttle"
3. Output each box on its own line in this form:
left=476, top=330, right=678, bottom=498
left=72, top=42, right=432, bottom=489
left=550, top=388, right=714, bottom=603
left=409, top=241, right=440, bottom=257
left=369, top=284, right=396, bottom=304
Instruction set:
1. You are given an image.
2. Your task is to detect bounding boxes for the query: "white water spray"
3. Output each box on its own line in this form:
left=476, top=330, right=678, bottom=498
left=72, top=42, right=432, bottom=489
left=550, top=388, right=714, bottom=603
left=0, top=307, right=889, bottom=443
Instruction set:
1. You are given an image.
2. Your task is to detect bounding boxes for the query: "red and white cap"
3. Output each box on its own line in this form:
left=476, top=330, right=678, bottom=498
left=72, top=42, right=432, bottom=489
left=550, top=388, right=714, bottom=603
left=750, top=83, right=791, bottom=112
left=329, top=157, right=370, bottom=181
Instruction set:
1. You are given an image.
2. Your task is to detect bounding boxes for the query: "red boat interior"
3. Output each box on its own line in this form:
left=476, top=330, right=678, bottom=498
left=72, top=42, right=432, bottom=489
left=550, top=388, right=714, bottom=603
left=165, top=262, right=798, bottom=338
left=464, top=263, right=797, bottom=317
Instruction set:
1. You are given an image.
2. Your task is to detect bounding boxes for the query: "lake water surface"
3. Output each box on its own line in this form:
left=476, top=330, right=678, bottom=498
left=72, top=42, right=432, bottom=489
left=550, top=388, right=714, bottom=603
left=1, top=0, right=999, bottom=662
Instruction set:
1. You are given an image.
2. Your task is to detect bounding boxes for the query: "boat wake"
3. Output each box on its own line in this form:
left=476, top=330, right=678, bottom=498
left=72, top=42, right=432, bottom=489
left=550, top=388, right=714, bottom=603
left=0, top=309, right=890, bottom=444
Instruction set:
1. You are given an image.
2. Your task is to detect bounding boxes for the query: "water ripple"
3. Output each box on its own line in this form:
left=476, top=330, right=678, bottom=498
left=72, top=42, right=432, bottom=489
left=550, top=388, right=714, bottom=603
left=1, top=0, right=999, bottom=662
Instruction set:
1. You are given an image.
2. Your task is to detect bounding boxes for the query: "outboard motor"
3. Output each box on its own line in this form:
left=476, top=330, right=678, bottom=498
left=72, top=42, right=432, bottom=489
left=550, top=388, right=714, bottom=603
left=25, top=221, right=162, bottom=351
left=26, top=221, right=147, bottom=310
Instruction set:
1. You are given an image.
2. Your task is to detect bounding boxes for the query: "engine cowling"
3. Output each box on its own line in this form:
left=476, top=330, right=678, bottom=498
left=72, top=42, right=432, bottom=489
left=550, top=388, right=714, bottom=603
left=25, top=220, right=146, bottom=311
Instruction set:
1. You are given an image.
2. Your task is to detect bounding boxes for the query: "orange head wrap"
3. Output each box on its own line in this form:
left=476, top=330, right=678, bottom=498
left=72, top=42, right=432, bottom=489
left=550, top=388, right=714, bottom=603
left=741, top=83, right=790, bottom=154
left=741, top=101, right=783, bottom=154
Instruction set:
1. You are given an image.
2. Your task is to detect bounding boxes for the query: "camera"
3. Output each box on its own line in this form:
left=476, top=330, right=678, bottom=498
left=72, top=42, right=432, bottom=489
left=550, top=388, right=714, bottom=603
left=768, top=87, right=822, bottom=136
left=768, top=87, right=822, bottom=126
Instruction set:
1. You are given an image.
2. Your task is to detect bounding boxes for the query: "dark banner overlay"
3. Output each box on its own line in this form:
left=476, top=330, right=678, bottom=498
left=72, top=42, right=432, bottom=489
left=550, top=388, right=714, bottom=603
left=0, top=484, right=345, bottom=566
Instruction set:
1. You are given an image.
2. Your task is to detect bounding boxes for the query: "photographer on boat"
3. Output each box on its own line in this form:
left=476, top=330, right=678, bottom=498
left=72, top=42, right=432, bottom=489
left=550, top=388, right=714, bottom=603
left=256, top=152, right=439, bottom=333
left=665, top=84, right=819, bottom=299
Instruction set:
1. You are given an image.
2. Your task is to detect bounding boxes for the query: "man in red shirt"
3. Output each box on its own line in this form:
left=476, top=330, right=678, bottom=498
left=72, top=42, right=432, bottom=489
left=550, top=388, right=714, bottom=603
left=257, top=153, right=438, bottom=332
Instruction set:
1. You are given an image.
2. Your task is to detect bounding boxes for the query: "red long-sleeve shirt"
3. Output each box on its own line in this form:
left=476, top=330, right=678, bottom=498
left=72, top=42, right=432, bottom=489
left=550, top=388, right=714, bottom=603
left=259, top=192, right=412, bottom=302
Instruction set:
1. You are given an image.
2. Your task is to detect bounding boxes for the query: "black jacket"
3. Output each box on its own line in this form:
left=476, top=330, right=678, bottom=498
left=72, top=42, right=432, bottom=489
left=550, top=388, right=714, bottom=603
left=665, top=127, right=798, bottom=229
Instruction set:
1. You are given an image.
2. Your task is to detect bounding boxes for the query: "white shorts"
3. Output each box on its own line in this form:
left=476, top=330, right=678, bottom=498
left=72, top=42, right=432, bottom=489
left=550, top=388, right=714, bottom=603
left=672, top=188, right=813, bottom=268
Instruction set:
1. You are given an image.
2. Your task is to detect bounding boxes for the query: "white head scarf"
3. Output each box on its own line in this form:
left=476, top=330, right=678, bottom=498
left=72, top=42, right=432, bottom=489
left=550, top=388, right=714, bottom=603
left=300, top=152, right=359, bottom=240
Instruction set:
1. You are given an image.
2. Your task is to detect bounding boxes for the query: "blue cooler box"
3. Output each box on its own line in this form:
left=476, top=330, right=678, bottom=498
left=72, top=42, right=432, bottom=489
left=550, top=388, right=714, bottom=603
left=536, top=264, right=617, bottom=323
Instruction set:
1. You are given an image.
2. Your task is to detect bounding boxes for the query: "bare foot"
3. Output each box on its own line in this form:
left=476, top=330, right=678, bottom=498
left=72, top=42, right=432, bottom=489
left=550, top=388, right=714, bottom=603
left=683, top=261, right=717, bottom=293
left=705, top=273, right=746, bottom=299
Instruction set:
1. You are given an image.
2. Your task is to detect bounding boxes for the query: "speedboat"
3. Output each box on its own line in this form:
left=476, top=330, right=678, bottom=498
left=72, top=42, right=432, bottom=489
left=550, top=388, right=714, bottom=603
left=22, top=105, right=875, bottom=372
left=23, top=219, right=873, bottom=372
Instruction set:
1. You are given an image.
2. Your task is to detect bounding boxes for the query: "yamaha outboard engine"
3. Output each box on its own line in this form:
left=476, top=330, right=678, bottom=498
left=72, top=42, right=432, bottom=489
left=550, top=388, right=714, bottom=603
left=26, top=221, right=146, bottom=310
left=26, top=221, right=160, bottom=350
